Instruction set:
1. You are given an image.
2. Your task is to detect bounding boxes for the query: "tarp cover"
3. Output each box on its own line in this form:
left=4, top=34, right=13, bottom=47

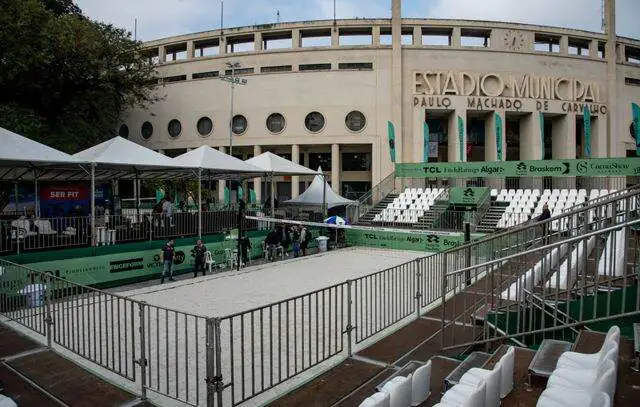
left=245, top=151, right=318, bottom=175
left=284, top=167, right=355, bottom=208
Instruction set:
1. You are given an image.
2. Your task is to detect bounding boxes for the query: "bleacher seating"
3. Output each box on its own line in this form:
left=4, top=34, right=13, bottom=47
left=358, top=326, right=623, bottom=407
left=372, top=188, right=444, bottom=225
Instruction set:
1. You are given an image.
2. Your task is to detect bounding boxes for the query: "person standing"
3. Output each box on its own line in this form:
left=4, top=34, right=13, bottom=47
left=160, top=239, right=176, bottom=283
left=291, top=226, right=301, bottom=258
left=162, top=196, right=174, bottom=228
left=191, top=239, right=207, bottom=277
left=536, top=203, right=552, bottom=245
left=240, top=235, right=252, bottom=265
left=300, top=226, right=311, bottom=256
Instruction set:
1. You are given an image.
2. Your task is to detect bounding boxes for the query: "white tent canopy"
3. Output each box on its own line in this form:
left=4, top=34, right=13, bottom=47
left=74, top=136, right=182, bottom=171
left=245, top=151, right=318, bottom=176
left=172, top=145, right=264, bottom=178
left=0, top=126, right=82, bottom=179
left=284, top=167, right=355, bottom=208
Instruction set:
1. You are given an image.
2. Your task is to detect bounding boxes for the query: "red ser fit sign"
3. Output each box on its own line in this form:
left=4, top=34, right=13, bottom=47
left=40, top=187, right=87, bottom=200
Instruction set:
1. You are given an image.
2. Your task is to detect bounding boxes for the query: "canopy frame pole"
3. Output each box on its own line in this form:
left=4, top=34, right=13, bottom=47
left=13, top=181, right=19, bottom=216
left=90, top=163, right=96, bottom=247
left=270, top=174, right=275, bottom=218
left=198, top=168, right=203, bottom=238
left=34, top=174, right=39, bottom=218
left=134, top=169, right=141, bottom=223
left=322, top=173, right=327, bottom=218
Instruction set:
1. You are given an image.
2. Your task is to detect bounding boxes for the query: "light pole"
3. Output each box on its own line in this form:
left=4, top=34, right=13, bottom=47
left=219, top=61, right=247, bottom=157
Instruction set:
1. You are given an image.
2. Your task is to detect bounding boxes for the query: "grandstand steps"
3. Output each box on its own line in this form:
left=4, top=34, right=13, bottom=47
left=414, top=203, right=449, bottom=229
left=476, top=203, right=509, bottom=233
left=357, top=194, right=398, bottom=225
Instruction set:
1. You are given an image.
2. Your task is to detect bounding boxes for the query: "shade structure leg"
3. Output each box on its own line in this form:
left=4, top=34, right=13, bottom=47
left=91, top=164, right=96, bottom=247
left=198, top=169, right=202, bottom=238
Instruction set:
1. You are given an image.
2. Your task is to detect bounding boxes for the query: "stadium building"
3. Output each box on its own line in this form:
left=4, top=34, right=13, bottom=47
left=120, top=0, right=640, bottom=201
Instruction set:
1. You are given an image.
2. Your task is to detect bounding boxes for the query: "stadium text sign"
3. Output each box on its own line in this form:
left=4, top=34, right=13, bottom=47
left=412, top=71, right=607, bottom=115
left=395, top=157, right=640, bottom=178
left=345, top=229, right=465, bottom=252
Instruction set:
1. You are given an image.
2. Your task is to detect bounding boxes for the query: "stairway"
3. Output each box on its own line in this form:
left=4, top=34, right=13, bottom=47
left=476, top=202, right=509, bottom=233
left=355, top=193, right=398, bottom=225
left=414, top=202, right=449, bottom=229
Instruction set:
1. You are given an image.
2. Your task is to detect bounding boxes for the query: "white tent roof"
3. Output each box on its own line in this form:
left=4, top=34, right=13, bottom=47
left=74, top=136, right=182, bottom=170
left=172, top=145, right=264, bottom=178
left=245, top=151, right=318, bottom=175
left=284, top=167, right=355, bottom=208
left=0, top=126, right=81, bottom=168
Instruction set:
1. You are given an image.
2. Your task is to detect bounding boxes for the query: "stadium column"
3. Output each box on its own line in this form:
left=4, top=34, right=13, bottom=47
left=291, top=144, right=300, bottom=198
left=254, top=32, right=262, bottom=51
left=552, top=113, right=576, bottom=189
left=372, top=26, right=380, bottom=46
left=331, top=144, right=340, bottom=193
left=485, top=110, right=506, bottom=189
left=218, top=146, right=227, bottom=202
left=186, top=41, right=194, bottom=59
left=519, top=113, right=544, bottom=190
left=447, top=109, right=466, bottom=187
left=158, top=45, right=166, bottom=63
left=253, top=145, right=262, bottom=204
left=605, top=0, right=625, bottom=190
left=292, top=29, right=300, bottom=48
left=391, top=0, right=403, bottom=164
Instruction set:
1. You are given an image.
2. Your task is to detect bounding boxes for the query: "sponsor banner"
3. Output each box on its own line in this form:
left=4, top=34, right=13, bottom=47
left=449, top=187, right=490, bottom=205
left=495, top=113, right=503, bottom=161
left=0, top=235, right=269, bottom=295
left=633, top=102, right=640, bottom=156
left=583, top=105, right=592, bottom=158
left=388, top=121, right=396, bottom=163
left=345, top=229, right=465, bottom=252
left=423, top=121, right=430, bottom=163
left=457, top=116, right=465, bottom=162
left=395, top=157, right=640, bottom=178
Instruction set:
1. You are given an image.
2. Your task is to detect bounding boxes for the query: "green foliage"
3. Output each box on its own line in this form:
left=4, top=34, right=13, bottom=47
left=0, top=0, right=158, bottom=153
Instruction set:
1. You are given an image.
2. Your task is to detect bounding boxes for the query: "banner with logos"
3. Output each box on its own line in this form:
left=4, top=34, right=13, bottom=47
left=449, top=187, right=490, bottom=205
left=583, top=104, right=592, bottom=158
left=395, top=157, right=640, bottom=178
left=387, top=121, right=397, bottom=163
left=495, top=113, right=504, bottom=161
left=539, top=112, right=545, bottom=160
left=423, top=121, right=430, bottom=163
left=345, top=229, right=465, bottom=252
left=633, top=102, right=640, bottom=156
left=457, top=116, right=465, bottom=162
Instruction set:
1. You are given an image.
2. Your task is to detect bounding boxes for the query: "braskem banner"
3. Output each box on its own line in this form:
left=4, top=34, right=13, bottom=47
left=395, top=157, right=640, bottom=178
left=345, top=229, right=465, bottom=252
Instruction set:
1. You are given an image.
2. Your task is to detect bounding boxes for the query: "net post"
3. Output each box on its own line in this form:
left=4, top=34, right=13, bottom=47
left=414, top=258, right=422, bottom=319
left=346, top=279, right=354, bottom=356
left=44, top=273, right=53, bottom=348
left=440, top=253, right=447, bottom=348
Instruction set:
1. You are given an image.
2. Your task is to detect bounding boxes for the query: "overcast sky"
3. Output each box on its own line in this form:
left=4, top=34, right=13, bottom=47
left=75, top=0, right=640, bottom=42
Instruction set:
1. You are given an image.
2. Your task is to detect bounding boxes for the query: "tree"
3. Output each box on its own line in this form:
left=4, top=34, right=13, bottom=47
left=0, top=0, right=158, bottom=153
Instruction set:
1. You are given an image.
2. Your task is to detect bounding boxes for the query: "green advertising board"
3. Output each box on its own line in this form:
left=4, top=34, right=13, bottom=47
left=395, top=157, right=640, bottom=178
left=0, top=233, right=270, bottom=295
left=449, top=187, right=489, bottom=206
left=345, top=229, right=465, bottom=252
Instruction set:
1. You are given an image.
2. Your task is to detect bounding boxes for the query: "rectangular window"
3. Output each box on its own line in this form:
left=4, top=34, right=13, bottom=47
left=300, top=29, right=332, bottom=47
left=341, top=153, right=371, bottom=171
left=461, top=29, right=491, bottom=48
left=194, top=39, right=220, bottom=57
left=568, top=38, right=590, bottom=56
left=422, top=28, right=452, bottom=46
left=598, top=42, right=606, bottom=58
left=380, top=27, right=392, bottom=45
left=339, top=28, right=372, bottom=46
left=165, top=43, right=188, bottom=61
left=342, top=182, right=371, bottom=200
left=308, top=153, right=331, bottom=171
left=261, top=65, right=293, bottom=73
left=192, top=71, right=219, bottom=80
left=534, top=34, right=560, bottom=53
left=163, top=75, right=187, bottom=83
left=626, top=46, right=640, bottom=64
left=338, top=62, right=373, bottom=70
left=226, top=35, right=255, bottom=53
left=224, top=67, right=254, bottom=75
left=263, top=32, right=293, bottom=50
left=299, top=63, right=332, bottom=71
left=625, top=77, right=640, bottom=86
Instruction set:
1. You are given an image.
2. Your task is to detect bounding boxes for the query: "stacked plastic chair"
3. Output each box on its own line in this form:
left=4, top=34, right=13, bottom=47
left=358, top=360, right=432, bottom=407
left=536, top=326, right=620, bottom=407
left=436, top=347, right=515, bottom=407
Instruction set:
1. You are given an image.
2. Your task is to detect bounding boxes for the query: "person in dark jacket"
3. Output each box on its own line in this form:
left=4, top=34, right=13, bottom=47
left=536, top=203, right=551, bottom=244
left=160, top=239, right=176, bottom=283
left=191, top=239, right=207, bottom=277
left=264, top=228, right=280, bottom=261
left=240, top=236, right=252, bottom=265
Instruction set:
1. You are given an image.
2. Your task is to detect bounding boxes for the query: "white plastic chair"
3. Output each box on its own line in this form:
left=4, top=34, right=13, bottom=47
left=359, top=391, right=391, bottom=407
left=204, top=251, right=215, bottom=273
left=411, top=361, right=432, bottom=406
left=548, top=359, right=616, bottom=399
left=459, top=361, right=502, bottom=407
left=536, top=390, right=610, bottom=407
left=440, top=381, right=486, bottom=407
left=381, top=375, right=412, bottom=407
left=556, top=326, right=620, bottom=369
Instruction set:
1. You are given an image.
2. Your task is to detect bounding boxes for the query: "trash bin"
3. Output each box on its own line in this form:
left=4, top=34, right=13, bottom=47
left=18, top=284, right=46, bottom=308
left=316, top=236, right=329, bottom=253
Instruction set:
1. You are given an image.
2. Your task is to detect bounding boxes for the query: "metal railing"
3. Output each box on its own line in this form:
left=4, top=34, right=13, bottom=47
left=438, top=194, right=640, bottom=351
left=0, top=259, right=210, bottom=406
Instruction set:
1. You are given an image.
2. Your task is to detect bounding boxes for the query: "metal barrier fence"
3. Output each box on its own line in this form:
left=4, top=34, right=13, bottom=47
left=0, top=209, right=253, bottom=254
left=0, top=259, right=209, bottom=406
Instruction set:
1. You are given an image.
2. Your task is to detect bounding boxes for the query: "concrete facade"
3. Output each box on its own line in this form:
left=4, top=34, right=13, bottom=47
left=120, top=8, right=640, bottom=200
